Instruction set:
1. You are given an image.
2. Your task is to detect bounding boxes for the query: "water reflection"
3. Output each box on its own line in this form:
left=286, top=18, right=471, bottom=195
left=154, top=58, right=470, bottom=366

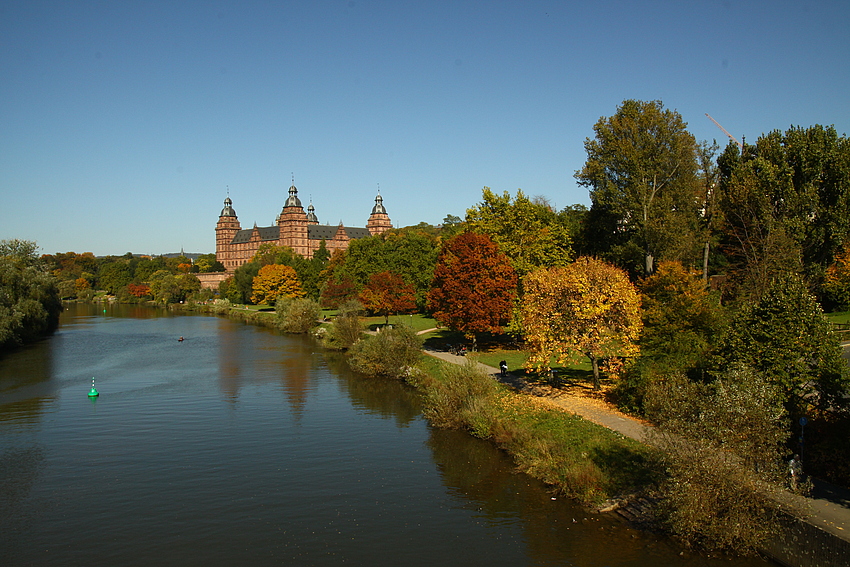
left=0, top=338, right=56, bottom=425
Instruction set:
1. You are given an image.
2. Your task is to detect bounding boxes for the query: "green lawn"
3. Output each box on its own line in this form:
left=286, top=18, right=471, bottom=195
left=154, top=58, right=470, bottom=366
left=361, top=313, right=440, bottom=333
left=826, top=311, right=850, bottom=325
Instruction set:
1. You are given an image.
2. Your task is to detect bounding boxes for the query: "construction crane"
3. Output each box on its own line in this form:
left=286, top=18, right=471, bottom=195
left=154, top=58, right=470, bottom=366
left=705, top=113, right=743, bottom=149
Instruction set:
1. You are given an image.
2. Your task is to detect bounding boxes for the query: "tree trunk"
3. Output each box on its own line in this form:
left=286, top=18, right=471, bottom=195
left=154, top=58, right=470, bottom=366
left=589, top=354, right=601, bottom=391
left=703, top=241, right=710, bottom=282
left=645, top=253, right=654, bottom=276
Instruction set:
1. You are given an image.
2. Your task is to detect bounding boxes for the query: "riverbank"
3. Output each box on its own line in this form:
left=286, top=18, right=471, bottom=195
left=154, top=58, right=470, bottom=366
left=423, top=347, right=850, bottom=567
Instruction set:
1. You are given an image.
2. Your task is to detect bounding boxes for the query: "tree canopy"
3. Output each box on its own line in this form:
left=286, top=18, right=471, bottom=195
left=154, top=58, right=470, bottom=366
left=359, top=271, right=416, bottom=324
left=716, top=273, right=849, bottom=413
left=1, top=239, right=62, bottom=349
left=465, top=188, right=572, bottom=277
left=251, top=264, right=305, bottom=305
left=522, top=257, right=642, bottom=390
left=576, top=99, right=704, bottom=276
left=427, top=232, right=517, bottom=349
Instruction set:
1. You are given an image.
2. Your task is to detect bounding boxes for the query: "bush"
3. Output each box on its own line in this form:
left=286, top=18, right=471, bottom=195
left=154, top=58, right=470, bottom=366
left=321, top=300, right=365, bottom=350
left=275, top=297, right=321, bottom=333
left=348, top=323, right=422, bottom=378
left=422, top=358, right=498, bottom=431
left=646, top=368, right=787, bottom=552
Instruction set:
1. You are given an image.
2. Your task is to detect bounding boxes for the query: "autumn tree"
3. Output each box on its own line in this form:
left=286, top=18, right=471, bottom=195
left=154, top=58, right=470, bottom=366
left=320, top=276, right=358, bottom=308
left=359, top=271, right=416, bottom=324
left=522, top=257, right=642, bottom=390
left=576, top=100, right=704, bottom=276
left=617, top=261, right=726, bottom=412
left=427, top=232, right=517, bottom=351
left=465, top=188, right=572, bottom=276
left=823, top=241, right=850, bottom=310
left=251, top=264, right=304, bottom=305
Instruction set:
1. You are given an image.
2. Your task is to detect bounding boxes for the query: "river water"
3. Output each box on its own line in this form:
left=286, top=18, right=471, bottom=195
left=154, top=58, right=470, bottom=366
left=1, top=304, right=776, bottom=566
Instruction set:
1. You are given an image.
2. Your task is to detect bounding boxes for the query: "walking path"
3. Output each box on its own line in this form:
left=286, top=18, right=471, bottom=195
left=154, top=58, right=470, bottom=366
left=422, top=346, right=850, bottom=543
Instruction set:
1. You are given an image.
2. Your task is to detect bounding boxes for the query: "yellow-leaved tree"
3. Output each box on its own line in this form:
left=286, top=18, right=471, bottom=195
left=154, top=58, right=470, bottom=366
left=251, top=264, right=304, bottom=305
left=522, top=257, right=642, bottom=390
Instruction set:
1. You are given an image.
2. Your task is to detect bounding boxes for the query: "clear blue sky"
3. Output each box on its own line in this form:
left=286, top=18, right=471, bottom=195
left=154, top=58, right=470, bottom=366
left=2, top=0, right=848, bottom=257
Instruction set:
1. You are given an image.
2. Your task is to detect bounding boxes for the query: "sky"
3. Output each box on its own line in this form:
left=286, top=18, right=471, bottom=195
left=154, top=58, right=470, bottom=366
left=2, top=0, right=848, bottom=257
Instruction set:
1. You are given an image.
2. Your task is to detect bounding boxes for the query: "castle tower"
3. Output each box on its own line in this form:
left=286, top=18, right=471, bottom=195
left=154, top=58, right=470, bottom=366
left=366, top=193, right=392, bottom=235
left=216, top=196, right=241, bottom=271
left=277, top=184, right=310, bottom=256
left=306, top=202, right=319, bottom=225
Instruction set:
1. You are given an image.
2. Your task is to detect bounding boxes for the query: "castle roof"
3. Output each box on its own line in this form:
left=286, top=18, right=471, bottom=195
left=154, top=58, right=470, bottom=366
left=229, top=224, right=371, bottom=245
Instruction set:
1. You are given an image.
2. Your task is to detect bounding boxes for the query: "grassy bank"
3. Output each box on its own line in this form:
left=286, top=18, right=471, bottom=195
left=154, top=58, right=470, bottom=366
left=412, top=354, right=660, bottom=506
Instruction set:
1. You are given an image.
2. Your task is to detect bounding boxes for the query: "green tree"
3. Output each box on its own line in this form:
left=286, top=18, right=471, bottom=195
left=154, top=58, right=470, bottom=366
left=0, top=239, right=62, bottom=349
left=576, top=99, right=704, bottom=276
left=427, top=232, right=517, bottom=351
left=717, top=125, right=850, bottom=299
left=195, top=253, right=225, bottom=273
left=522, top=257, right=642, bottom=390
left=466, top=188, right=572, bottom=277
left=716, top=273, right=849, bottom=413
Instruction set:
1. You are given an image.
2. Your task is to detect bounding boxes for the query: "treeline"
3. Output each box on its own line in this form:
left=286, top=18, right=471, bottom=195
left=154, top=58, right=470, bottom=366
left=41, top=251, right=223, bottom=304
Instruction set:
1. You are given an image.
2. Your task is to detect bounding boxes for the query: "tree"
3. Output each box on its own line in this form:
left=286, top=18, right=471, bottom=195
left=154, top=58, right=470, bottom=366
left=616, top=261, right=726, bottom=412
left=823, top=241, right=850, bottom=310
left=522, top=257, right=642, bottom=390
left=0, top=239, right=62, bottom=349
left=575, top=100, right=704, bottom=276
left=251, top=264, right=304, bottom=305
left=195, top=253, right=225, bottom=273
left=465, top=188, right=572, bottom=276
left=320, top=275, right=358, bottom=308
left=717, top=125, right=850, bottom=299
left=359, top=271, right=416, bottom=324
left=427, top=232, right=517, bottom=351
left=716, top=272, right=849, bottom=413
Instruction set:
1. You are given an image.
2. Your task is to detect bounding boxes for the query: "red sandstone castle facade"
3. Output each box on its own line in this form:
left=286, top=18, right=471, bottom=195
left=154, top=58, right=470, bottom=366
left=215, top=184, right=392, bottom=273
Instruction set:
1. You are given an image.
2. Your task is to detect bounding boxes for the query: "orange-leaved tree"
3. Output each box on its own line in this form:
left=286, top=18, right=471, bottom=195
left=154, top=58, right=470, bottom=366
left=359, top=271, right=416, bottom=325
left=522, top=256, right=642, bottom=390
left=251, top=264, right=304, bottom=305
left=427, top=232, right=517, bottom=351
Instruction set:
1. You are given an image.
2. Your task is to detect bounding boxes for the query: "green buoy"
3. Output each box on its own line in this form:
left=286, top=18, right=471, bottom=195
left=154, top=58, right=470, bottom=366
left=88, top=377, right=99, bottom=398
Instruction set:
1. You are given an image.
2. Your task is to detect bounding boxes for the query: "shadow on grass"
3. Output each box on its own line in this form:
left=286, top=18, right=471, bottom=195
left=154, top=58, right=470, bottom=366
left=590, top=443, right=663, bottom=495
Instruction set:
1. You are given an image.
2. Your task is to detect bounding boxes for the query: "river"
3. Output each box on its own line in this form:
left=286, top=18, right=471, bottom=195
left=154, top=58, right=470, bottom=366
left=0, top=303, right=776, bottom=566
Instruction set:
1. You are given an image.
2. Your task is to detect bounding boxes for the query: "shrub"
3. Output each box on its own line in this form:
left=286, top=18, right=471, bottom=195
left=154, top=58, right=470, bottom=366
left=321, top=300, right=365, bottom=350
left=347, top=323, right=422, bottom=378
left=275, top=297, right=321, bottom=333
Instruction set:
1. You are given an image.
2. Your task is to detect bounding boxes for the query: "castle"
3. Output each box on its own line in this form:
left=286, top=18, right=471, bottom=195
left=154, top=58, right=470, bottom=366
left=215, top=184, right=392, bottom=273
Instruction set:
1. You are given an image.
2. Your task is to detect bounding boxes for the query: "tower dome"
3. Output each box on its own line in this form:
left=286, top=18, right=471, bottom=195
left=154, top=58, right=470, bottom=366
left=306, top=202, right=318, bottom=223
left=285, top=184, right=302, bottom=208
left=371, top=193, right=387, bottom=214
left=220, top=196, right=236, bottom=217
